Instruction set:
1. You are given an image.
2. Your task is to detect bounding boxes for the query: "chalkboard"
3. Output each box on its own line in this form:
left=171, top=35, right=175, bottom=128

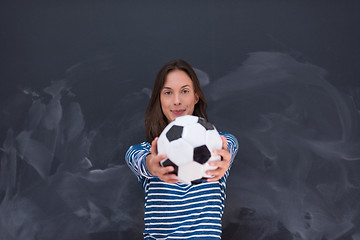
left=1, top=1, right=360, bottom=239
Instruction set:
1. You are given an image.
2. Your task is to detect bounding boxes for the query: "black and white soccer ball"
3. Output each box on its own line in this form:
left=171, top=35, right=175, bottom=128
left=157, top=115, right=223, bottom=184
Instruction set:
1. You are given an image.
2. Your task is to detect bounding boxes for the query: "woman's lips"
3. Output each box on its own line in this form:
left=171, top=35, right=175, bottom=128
left=171, top=110, right=185, bottom=115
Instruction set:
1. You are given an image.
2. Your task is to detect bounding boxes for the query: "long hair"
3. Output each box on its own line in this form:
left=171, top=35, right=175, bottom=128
left=145, top=59, right=207, bottom=142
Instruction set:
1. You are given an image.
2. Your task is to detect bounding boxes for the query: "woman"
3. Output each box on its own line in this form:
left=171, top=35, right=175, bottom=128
left=126, top=59, right=238, bottom=239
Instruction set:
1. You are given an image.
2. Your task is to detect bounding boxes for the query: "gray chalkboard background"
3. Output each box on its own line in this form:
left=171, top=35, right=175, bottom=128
left=1, top=1, right=360, bottom=239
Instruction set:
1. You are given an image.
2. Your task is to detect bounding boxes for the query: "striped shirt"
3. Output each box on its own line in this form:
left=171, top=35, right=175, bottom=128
left=125, top=133, right=238, bottom=239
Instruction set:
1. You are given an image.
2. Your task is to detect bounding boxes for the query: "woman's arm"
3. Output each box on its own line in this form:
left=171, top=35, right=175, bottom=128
left=125, top=142, right=154, bottom=182
left=223, top=133, right=239, bottom=165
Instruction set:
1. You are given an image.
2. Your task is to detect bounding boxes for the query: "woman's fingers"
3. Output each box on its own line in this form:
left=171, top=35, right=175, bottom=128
left=206, top=135, right=231, bottom=182
left=159, top=166, right=178, bottom=183
left=161, top=176, right=179, bottom=184
left=147, top=151, right=178, bottom=183
left=214, top=149, right=231, bottom=162
left=161, top=165, right=175, bottom=175
left=213, top=136, right=231, bottom=162
left=206, top=160, right=229, bottom=178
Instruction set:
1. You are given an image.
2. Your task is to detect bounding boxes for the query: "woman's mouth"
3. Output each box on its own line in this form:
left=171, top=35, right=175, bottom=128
left=171, top=110, right=185, bottom=116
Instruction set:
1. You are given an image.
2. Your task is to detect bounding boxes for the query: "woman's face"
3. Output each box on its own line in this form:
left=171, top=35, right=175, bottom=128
left=160, top=70, right=199, bottom=123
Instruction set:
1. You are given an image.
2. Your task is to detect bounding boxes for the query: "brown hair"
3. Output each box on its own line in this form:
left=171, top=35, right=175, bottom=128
left=145, top=59, right=208, bottom=142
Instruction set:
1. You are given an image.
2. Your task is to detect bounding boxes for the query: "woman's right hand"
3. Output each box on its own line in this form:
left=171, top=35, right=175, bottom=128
left=146, top=137, right=179, bottom=184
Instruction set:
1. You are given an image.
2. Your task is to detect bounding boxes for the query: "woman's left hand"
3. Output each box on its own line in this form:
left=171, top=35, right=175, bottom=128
left=206, top=135, right=232, bottom=182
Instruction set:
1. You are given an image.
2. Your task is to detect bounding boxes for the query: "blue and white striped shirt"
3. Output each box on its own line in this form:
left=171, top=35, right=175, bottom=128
left=125, top=133, right=238, bottom=239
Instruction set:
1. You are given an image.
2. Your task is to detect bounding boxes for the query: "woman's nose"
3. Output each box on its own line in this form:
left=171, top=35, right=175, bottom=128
left=173, top=93, right=181, bottom=105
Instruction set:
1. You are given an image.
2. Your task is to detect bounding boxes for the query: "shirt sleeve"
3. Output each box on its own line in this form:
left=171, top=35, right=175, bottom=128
left=125, top=142, right=156, bottom=182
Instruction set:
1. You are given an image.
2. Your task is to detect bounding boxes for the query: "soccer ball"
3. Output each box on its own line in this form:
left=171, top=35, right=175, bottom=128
left=157, top=115, right=223, bottom=184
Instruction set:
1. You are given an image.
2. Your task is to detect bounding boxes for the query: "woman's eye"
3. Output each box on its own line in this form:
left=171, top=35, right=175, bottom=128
left=182, top=89, right=190, bottom=94
left=164, top=91, right=172, bottom=95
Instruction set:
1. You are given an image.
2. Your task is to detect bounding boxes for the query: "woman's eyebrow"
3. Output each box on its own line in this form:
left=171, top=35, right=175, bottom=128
left=162, top=85, right=190, bottom=90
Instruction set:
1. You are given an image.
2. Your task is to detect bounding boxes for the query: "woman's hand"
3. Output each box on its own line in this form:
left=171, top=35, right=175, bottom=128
left=146, top=137, right=179, bottom=184
left=206, top=135, right=231, bottom=182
